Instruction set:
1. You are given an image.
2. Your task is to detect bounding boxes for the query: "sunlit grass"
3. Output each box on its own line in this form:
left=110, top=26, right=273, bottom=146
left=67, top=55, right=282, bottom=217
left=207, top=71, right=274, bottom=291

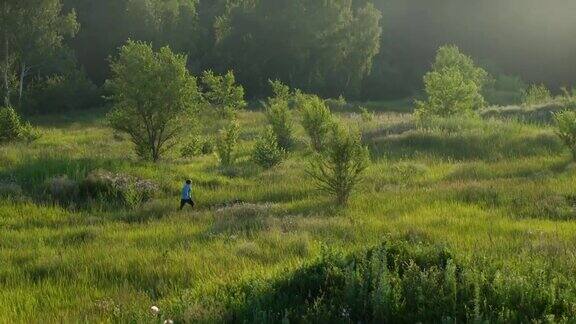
left=2, top=105, right=576, bottom=321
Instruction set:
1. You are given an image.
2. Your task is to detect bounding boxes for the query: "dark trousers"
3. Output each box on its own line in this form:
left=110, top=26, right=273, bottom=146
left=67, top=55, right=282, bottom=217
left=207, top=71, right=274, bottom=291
left=180, top=199, right=195, bottom=210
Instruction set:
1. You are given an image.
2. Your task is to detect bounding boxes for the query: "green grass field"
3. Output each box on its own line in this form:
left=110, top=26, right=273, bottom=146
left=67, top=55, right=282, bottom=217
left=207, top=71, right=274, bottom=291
left=2, top=104, right=576, bottom=322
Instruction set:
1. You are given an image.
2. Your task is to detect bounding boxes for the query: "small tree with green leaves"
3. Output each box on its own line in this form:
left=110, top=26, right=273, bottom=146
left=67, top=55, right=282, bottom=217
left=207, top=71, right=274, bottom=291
left=416, top=45, right=488, bottom=118
left=216, top=119, right=240, bottom=167
left=202, top=70, right=246, bottom=119
left=252, top=126, right=285, bottom=169
left=0, top=106, right=39, bottom=143
left=554, top=110, right=576, bottom=160
left=268, top=79, right=292, bottom=106
left=265, top=99, right=295, bottom=151
left=307, top=123, right=370, bottom=206
left=522, top=84, right=551, bottom=107
left=297, top=93, right=334, bottom=151
left=106, top=40, right=200, bottom=161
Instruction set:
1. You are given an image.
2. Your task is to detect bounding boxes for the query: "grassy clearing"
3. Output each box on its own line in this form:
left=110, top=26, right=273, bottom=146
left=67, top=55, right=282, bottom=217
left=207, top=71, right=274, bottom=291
left=2, top=104, right=576, bottom=322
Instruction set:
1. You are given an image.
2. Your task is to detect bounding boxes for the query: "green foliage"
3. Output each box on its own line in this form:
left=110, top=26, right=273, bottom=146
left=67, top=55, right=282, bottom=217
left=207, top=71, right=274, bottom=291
left=554, top=110, right=576, bottom=160
left=265, top=100, right=295, bottom=152
left=252, top=127, right=285, bottom=169
left=416, top=67, right=484, bottom=117
left=215, top=0, right=381, bottom=97
left=307, top=123, right=369, bottom=206
left=0, top=106, right=40, bottom=143
left=522, top=84, right=552, bottom=107
left=181, top=135, right=213, bottom=158
left=79, top=170, right=157, bottom=210
left=359, top=106, right=375, bottom=122
left=219, top=240, right=576, bottom=323
left=417, top=46, right=488, bottom=117
left=268, top=79, right=292, bottom=106
left=106, top=40, right=200, bottom=161
left=24, top=70, right=100, bottom=114
left=483, top=74, right=527, bottom=106
left=432, top=45, right=489, bottom=88
left=201, top=70, right=246, bottom=119
left=216, top=119, right=240, bottom=167
left=297, top=93, right=334, bottom=151
left=0, top=106, right=23, bottom=142
left=560, top=86, right=576, bottom=109
left=0, top=0, right=79, bottom=106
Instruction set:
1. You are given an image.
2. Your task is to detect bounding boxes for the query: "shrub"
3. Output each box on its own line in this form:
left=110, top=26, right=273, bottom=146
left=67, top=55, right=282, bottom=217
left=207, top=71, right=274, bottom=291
left=201, top=137, right=215, bottom=155
left=211, top=240, right=576, bottom=323
left=252, top=127, right=285, bottom=169
left=359, top=106, right=374, bottom=122
left=0, top=106, right=40, bottom=143
left=45, top=175, right=79, bottom=206
left=560, top=86, right=576, bottom=109
left=0, top=106, right=23, bottom=142
left=416, top=45, right=488, bottom=117
left=325, top=95, right=349, bottom=111
left=554, top=110, right=576, bottom=160
left=0, top=181, right=24, bottom=200
left=216, top=120, right=240, bottom=167
left=297, top=93, right=334, bottom=151
left=522, top=84, right=551, bottom=107
left=268, top=80, right=292, bottom=106
left=265, top=100, right=295, bottom=151
left=106, top=40, right=201, bottom=161
left=181, top=135, right=213, bottom=158
left=307, top=123, right=370, bottom=206
left=416, top=67, right=484, bottom=117
left=202, top=70, right=246, bottom=119
left=79, top=170, right=157, bottom=209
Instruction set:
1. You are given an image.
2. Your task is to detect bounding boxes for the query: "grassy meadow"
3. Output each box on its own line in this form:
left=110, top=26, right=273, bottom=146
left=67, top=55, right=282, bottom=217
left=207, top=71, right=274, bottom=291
left=2, top=103, right=576, bottom=322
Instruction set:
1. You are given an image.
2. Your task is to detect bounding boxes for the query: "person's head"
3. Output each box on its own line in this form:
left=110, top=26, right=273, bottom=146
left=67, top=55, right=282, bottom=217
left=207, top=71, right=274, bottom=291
left=186, top=179, right=192, bottom=185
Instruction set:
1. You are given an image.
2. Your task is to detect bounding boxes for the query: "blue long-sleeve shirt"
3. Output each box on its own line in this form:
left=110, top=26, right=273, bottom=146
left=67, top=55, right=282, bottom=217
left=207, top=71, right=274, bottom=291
left=181, top=184, right=192, bottom=200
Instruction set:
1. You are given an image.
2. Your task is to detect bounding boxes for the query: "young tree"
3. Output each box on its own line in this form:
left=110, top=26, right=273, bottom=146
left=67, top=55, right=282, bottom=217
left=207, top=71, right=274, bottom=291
left=106, top=40, right=200, bottom=161
left=432, top=45, right=488, bottom=88
left=252, top=126, right=285, bottom=169
left=201, top=70, right=246, bottom=118
left=0, top=0, right=79, bottom=106
left=307, top=123, right=370, bottom=206
left=216, top=119, right=240, bottom=167
left=297, top=93, right=334, bottom=151
left=554, top=110, right=576, bottom=161
left=265, top=100, right=295, bottom=152
left=416, top=45, right=488, bottom=117
left=259, top=79, right=295, bottom=151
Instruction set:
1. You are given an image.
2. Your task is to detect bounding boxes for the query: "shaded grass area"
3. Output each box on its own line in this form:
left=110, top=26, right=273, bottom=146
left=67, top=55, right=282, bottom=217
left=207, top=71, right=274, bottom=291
left=2, top=106, right=576, bottom=321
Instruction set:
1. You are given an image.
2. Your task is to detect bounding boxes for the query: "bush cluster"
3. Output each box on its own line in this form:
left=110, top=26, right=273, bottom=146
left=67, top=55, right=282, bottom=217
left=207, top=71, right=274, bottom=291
left=181, top=135, right=214, bottom=158
left=0, top=106, right=40, bottom=143
left=522, top=84, right=552, bottom=107
left=201, top=240, right=576, bottom=323
left=44, top=170, right=158, bottom=209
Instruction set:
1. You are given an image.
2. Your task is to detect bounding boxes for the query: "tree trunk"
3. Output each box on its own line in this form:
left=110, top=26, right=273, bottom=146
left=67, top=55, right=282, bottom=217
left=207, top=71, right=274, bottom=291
left=3, top=22, right=10, bottom=107
left=18, top=60, right=25, bottom=107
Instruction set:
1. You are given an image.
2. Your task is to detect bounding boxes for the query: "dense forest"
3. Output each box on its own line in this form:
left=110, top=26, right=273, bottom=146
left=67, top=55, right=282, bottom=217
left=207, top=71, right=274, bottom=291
left=2, top=0, right=576, bottom=114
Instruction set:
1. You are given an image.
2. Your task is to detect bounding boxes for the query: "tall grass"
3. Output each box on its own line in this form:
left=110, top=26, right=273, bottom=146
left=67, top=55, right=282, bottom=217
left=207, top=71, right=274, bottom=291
left=2, top=107, right=576, bottom=321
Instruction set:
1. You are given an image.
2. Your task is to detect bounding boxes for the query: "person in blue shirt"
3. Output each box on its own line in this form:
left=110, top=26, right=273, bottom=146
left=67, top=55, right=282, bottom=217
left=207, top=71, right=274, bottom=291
left=179, top=179, right=195, bottom=210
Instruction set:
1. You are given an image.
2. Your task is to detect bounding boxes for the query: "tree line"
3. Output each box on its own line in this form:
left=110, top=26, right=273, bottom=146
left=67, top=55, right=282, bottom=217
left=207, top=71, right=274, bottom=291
left=1, top=0, right=575, bottom=114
